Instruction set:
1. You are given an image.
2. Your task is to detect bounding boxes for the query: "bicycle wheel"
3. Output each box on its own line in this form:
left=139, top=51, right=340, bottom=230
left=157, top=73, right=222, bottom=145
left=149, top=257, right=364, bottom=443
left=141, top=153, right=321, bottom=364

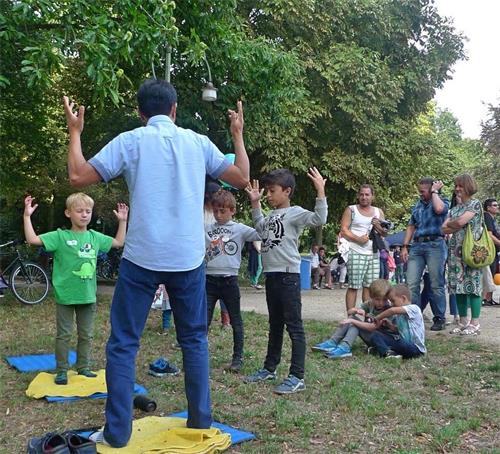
left=10, top=262, right=49, bottom=304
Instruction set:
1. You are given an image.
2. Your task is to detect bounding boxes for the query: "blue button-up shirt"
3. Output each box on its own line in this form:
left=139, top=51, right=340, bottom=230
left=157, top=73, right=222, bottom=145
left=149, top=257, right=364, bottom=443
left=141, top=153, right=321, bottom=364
left=89, top=115, right=230, bottom=271
left=408, top=196, right=449, bottom=239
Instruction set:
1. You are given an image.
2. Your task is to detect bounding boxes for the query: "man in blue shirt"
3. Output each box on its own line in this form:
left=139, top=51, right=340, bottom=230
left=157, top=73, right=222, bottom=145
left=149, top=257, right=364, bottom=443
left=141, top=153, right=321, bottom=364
left=63, top=79, right=249, bottom=448
left=401, top=177, right=449, bottom=331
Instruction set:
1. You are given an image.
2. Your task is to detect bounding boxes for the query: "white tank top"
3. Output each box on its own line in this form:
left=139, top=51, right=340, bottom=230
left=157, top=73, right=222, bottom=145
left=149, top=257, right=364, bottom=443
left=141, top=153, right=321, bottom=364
left=348, top=205, right=380, bottom=255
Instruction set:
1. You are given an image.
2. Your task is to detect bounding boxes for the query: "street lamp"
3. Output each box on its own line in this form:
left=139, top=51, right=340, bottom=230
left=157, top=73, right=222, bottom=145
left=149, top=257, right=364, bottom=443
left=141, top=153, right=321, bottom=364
left=201, top=56, right=217, bottom=102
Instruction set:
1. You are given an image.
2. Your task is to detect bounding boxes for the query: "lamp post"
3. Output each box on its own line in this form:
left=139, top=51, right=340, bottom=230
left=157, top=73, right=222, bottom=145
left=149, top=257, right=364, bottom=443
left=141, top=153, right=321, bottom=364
left=201, top=56, right=217, bottom=102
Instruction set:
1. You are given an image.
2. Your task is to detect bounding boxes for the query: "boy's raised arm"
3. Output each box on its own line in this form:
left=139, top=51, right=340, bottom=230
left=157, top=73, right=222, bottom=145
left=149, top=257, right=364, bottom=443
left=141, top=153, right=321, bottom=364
left=111, top=203, right=129, bottom=248
left=23, top=196, right=43, bottom=246
left=62, top=96, right=102, bottom=188
left=307, top=167, right=326, bottom=199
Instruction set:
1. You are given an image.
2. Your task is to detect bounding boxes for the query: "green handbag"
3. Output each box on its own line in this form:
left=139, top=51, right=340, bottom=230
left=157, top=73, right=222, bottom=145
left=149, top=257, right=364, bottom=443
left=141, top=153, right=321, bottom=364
left=462, top=207, right=496, bottom=269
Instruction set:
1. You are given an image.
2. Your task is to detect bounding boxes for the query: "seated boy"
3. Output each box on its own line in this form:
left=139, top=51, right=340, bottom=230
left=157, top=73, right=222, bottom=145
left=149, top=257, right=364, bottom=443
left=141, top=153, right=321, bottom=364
left=205, top=189, right=260, bottom=372
left=244, top=167, right=327, bottom=394
left=312, top=279, right=392, bottom=358
left=371, top=283, right=426, bottom=359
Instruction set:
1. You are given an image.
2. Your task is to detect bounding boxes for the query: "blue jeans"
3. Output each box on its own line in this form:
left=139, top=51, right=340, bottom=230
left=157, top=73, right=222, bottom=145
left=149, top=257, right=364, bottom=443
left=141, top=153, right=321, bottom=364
left=406, top=239, right=447, bottom=322
left=370, top=331, right=423, bottom=358
left=103, top=259, right=211, bottom=447
left=264, top=273, right=305, bottom=379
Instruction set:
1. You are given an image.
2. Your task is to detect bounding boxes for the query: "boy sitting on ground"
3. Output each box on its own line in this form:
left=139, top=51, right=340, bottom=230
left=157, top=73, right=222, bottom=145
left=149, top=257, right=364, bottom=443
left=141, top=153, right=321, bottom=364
left=371, top=283, right=426, bottom=359
left=312, top=279, right=392, bottom=358
left=23, top=193, right=128, bottom=384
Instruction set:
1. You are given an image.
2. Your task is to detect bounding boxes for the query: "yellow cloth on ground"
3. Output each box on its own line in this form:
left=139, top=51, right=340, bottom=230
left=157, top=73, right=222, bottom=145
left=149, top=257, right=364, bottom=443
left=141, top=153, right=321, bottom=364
left=97, top=417, right=231, bottom=454
left=26, top=370, right=107, bottom=398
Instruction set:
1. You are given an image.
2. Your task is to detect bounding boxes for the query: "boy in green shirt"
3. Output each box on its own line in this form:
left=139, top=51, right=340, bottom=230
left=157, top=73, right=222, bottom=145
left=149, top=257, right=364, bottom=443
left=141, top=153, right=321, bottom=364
left=23, top=193, right=128, bottom=384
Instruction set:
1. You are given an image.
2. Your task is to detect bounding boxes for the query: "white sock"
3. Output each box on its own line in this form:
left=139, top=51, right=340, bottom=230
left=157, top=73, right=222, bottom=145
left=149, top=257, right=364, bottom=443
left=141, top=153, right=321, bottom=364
left=88, top=431, right=110, bottom=446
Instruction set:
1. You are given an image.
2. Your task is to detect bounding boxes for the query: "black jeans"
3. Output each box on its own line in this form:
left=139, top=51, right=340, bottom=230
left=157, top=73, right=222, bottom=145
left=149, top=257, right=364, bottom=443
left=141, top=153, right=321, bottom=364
left=206, top=275, right=243, bottom=361
left=264, top=273, right=305, bottom=379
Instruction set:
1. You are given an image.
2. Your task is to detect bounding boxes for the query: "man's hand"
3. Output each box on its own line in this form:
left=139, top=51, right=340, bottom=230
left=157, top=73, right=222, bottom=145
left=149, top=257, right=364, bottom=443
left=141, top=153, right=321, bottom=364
left=62, top=96, right=85, bottom=134
left=24, top=195, right=38, bottom=217
left=245, top=180, right=264, bottom=203
left=340, top=318, right=354, bottom=325
left=307, top=167, right=326, bottom=198
left=431, top=180, right=444, bottom=193
left=401, top=247, right=409, bottom=262
left=358, top=234, right=370, bottom=245
left=113, top=203, right=129, bottom=222
left=228, top=100, right=244, bottom=136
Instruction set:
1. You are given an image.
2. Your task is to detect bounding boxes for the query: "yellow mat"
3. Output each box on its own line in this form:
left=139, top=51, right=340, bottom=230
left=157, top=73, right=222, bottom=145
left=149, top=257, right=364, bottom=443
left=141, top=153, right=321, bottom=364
left=26, top=369, right=107, bottom=398
left=97, top=416, right=231, bottom=454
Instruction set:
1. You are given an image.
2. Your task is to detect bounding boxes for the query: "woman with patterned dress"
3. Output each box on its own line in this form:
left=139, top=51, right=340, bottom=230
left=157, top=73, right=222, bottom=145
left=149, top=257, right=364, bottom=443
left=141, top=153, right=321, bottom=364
left=442, top=174, right=483, bottom=335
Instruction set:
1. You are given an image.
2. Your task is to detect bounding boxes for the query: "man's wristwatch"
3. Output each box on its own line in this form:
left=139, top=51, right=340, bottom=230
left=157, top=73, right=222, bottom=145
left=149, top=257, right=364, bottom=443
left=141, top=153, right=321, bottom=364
left=431, top=190, right=439, bottom=194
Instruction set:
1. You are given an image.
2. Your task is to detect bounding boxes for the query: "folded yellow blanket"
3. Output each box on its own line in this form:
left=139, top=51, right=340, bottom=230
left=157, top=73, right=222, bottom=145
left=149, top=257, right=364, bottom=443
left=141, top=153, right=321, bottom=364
left=26, top=370, right=107, bottom=398
left=97, top=416, right=231, bottom=454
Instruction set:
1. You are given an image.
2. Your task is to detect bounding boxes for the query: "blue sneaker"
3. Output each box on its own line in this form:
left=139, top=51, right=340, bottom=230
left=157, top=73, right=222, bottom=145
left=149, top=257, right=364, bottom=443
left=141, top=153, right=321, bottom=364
left=311, top=338, right=337, bottom=352
left=243, top=368, right=276, bottom=383
left=325, top=344, right=352, bottom=359
left=274, top=375, right=306, bottom=394
left=148, top=357, right=180, bottom=377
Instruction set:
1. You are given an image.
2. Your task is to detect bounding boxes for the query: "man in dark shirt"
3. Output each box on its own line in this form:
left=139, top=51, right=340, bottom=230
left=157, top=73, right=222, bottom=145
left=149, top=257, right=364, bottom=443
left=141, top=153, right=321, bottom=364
left=401, top=177, right=449, bottom=330
left=483, top=198, right=500, bottom=305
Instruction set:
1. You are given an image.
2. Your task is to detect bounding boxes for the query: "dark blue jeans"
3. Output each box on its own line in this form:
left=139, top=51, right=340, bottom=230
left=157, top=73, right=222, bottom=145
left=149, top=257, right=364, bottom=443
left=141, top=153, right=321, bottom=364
left=206, top=275, right=243, bottom=360
left=103, top=259, right=211, bottom=447
left=406, top=239, right=447, bottom=322
left=264, top=273, right=305, bottom=379
left=370, top=331, right=422, bottom=358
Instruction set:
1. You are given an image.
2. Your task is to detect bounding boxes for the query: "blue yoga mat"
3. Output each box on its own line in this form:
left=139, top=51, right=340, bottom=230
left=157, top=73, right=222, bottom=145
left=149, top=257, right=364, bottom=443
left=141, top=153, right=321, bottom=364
left=79, top=410, right=255, bottom=445
left=5, top=351, right=77, bottom=373
left=169, top=411, right=256, bottom=444
left=46, top=383, right=148, bottom=403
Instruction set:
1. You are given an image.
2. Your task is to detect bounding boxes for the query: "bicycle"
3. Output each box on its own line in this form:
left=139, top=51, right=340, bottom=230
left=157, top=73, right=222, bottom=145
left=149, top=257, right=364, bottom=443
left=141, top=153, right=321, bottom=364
left=0, top=240, right=50, bottom=304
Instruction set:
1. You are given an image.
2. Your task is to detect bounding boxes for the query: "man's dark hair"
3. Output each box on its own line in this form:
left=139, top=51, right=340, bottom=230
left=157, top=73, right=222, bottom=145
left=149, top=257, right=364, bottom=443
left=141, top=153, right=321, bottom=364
left=137, top=79, right=177, bottom=118
left=418, top=177, right=434, bottom=187
left=484, top=198, right=497, bottom=211
left=261, top=168, right=296, bottom=198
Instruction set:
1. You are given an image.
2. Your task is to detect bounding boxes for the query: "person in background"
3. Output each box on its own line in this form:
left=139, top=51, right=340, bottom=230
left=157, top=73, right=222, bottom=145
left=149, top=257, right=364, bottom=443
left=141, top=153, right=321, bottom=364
left=482, top=198, right=500, bottom=306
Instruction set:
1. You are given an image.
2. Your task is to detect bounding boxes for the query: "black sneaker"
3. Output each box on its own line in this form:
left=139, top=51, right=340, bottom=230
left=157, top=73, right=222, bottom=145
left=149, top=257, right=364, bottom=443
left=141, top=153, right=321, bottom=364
left=77, top=369, right=97, bottom=378
left=430, top=320, right=445, bottom=331
left=27, top=433, right=70, bottom=454
left=65, top=433, right=96, bottom=453
left=384, top=349, right=402, bottom=359
left=226, top=358, right=243, bottom=373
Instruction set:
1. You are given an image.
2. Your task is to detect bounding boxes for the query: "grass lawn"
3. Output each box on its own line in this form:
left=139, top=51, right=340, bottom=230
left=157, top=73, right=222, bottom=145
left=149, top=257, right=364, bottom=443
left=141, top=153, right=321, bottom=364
left=0, top=292, right=499, bottom=453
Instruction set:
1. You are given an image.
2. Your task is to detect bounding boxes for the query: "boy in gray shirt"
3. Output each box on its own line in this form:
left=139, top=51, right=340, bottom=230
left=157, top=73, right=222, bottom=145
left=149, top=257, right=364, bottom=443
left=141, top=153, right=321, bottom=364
left=244, top=168, right=327, bottom=394
left=205, top=190, right=260, bottom=372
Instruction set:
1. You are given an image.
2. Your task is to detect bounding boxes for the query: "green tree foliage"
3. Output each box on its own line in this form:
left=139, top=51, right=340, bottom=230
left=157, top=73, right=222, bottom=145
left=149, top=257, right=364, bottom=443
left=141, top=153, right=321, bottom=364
left=477, top=103, right=500, bottom=199
left=1, top=0, right=473, bottom=245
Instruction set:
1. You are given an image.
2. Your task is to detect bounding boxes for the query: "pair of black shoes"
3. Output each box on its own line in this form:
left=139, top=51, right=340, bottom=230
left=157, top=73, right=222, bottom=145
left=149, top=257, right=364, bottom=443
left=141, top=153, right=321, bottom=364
left=27, top=432, right=96, bottom=453
left=430, top=320, right=445, bottom=331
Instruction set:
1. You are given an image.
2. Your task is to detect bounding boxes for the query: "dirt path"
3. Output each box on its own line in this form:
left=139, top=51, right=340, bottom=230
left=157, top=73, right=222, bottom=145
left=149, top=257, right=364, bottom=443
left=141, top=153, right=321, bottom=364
left=98, top=284, right=500, bottom=348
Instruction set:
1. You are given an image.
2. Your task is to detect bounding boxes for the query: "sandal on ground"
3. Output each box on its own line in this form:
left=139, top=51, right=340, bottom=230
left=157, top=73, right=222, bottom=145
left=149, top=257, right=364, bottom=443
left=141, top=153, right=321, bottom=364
left=460, top=324, right=480, bottom=336
left=450, top=323, right=468, bottom=334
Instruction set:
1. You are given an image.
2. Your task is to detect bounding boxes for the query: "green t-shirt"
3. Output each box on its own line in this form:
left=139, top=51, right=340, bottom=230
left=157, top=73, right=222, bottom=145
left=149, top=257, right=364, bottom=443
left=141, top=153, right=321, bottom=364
left=40, top=228, right=113, bottom=305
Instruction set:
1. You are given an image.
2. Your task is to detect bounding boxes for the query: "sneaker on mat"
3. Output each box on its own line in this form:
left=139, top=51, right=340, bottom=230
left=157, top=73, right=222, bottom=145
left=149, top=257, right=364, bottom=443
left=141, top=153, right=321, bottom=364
left=54, top=371, right=68, bottom=385
left=311, top=338, right=337, bottom=352
left=77, top=369, right=97, bottom=378
left=274, top=375, right=306, bottom=395
left=325, top=344, right=352, bottom=359
left=148, top=357, right=180, bottom=377
left=243, top=368, right=276, bottom=383
left=27, top=433, right=70, bottom=454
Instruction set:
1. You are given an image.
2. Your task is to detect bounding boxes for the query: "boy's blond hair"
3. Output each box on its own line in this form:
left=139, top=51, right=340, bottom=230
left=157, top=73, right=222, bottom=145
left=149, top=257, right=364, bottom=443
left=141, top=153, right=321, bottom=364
left=211, top=189, right=236, bottom=210
left=66, top=192, right=94, bottom=210
left=368, top=279, right=392, bottom=299
left=389, top=284, right=411, bottom=301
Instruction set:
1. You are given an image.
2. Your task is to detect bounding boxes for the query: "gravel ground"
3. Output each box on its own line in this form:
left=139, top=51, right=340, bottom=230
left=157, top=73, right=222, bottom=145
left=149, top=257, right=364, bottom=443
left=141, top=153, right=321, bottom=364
left=98, top=283, right=500, bottom=348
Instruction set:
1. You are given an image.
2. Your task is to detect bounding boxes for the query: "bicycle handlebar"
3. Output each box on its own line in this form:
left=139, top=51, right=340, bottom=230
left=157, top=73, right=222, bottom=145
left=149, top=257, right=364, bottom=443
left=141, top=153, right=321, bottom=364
left=0, top=239, right=24, bottom=249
